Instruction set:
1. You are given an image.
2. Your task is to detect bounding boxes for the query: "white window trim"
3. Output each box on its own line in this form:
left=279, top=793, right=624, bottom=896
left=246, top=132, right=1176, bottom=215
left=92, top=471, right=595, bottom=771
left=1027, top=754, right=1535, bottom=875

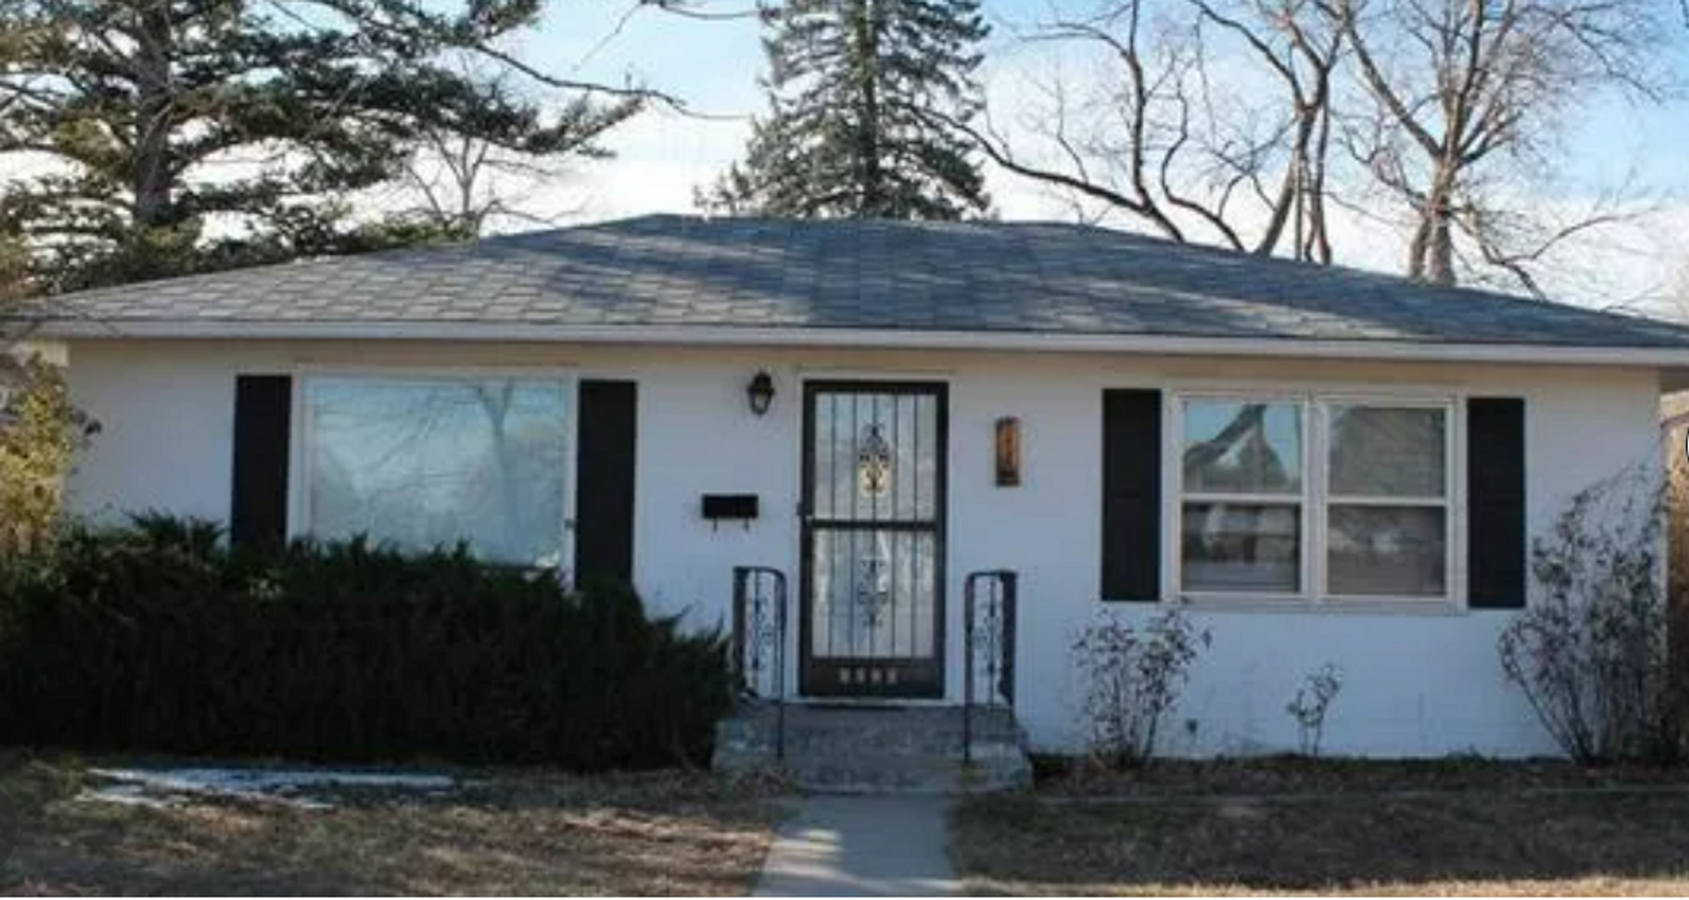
left=1166, top=388, right=1467, bottom=613
left=1172, top=391, right=1311, bottom=603
left=1317, top=396, right=1457, bottom=605
left=287, top=365, right=579, bottom=572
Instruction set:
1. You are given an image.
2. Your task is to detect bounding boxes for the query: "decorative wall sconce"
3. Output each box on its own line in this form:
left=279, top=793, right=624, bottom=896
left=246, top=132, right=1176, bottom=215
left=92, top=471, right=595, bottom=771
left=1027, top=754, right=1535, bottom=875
left=995, top=416, right=1021, bottom=487
left=746, top=371, right=776, bottom=416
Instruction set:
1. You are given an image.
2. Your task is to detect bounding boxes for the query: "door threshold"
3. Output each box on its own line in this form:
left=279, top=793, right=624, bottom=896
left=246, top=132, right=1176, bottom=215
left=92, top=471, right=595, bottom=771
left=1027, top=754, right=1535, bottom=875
left=790, top=697, right=955, bottom=708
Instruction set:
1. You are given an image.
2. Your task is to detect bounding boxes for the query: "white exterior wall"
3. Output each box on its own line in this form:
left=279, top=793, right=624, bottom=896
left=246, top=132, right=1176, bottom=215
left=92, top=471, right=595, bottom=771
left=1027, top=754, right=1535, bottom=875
left=63, top=338, right=1666, bottom=758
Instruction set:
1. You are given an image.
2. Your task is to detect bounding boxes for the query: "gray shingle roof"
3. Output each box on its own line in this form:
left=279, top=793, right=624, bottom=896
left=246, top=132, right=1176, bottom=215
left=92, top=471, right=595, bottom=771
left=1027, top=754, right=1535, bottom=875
left=21, top=214, right=1689, bottom=349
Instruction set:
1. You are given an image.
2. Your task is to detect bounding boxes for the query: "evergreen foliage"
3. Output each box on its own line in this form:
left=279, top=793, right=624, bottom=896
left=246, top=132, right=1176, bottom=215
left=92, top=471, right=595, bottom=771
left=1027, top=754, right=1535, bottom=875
left=0, top=0, right=637, bottom=291
left=0, top=516, right=733, bottom=768
left=706, top=0, right=991, bottom=219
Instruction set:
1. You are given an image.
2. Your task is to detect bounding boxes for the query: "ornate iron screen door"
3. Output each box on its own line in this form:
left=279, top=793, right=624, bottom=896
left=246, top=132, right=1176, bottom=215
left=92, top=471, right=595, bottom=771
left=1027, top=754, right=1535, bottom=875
left=800, top=382, right=947, bottom=698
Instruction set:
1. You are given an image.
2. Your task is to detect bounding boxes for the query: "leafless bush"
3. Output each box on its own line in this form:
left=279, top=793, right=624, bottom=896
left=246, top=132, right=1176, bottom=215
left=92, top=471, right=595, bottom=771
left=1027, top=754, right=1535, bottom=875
left=1286, top=662, right=1343, bottom=757
left=1074, top=608, right=1210, bottom=768
left=1668, top=429, right=1689, bottom=757
left=1498, top=464, right=1679, bottom=764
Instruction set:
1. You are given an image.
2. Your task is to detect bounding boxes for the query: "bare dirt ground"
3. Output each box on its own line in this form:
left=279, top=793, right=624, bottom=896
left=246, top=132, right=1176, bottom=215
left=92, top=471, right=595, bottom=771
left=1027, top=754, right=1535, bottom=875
left=954, top=759, right=1689, bottom=896
left=1, top=753, right=784, bottom=896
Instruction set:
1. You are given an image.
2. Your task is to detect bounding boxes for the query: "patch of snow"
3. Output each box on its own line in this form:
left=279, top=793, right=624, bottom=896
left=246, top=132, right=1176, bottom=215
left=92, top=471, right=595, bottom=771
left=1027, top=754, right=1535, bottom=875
left=89, top=767, right=454, bottom=793
left=80, top=767, right=458, bottom=811
left=78, top=784, right=190, bottom=810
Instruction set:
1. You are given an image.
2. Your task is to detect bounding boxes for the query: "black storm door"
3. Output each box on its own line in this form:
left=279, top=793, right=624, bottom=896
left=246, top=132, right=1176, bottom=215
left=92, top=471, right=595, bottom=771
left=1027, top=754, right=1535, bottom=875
left=800, top=382, right=947, bottom=698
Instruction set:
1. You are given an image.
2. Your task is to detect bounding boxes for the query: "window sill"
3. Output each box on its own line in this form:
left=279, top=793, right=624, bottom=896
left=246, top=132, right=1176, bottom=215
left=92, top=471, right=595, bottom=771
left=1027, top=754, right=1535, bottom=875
left=1169, top=595, right=1466, bottom=617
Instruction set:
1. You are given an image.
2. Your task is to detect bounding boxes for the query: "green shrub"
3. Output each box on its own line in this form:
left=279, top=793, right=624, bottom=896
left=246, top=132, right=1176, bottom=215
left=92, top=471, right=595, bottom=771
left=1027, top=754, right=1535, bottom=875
left=0, top=515, right=732, bottom=769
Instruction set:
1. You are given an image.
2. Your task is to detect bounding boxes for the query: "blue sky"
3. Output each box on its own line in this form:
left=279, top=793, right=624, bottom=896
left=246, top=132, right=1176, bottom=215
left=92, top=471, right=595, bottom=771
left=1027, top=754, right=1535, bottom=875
left=483, top=0, right=1689, bottom=308
left=519, top=0, right=1689, bottom=186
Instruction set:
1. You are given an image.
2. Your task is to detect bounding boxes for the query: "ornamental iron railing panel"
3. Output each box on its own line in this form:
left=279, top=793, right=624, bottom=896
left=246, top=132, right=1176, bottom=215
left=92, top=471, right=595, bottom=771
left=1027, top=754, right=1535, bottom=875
left=963, top=569, right=1018, bottom=766
left=731, top=565, right=789, bottom=759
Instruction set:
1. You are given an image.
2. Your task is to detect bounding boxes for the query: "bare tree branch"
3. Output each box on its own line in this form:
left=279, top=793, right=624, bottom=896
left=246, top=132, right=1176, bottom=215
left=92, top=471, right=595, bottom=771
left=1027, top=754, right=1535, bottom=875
left=1321, top=0, right=1669, bottom=291
left=975, top=0, right=1341, bottom=258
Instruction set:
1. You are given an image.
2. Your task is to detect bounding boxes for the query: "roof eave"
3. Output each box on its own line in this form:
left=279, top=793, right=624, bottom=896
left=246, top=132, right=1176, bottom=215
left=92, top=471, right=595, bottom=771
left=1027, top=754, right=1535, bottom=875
left=33, top=318, right=1689, bottom=371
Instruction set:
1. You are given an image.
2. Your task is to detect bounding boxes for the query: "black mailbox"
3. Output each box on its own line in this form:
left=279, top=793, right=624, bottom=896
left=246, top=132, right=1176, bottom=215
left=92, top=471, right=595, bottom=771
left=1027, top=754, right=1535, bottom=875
left=701, top=493, right=759, bottom=524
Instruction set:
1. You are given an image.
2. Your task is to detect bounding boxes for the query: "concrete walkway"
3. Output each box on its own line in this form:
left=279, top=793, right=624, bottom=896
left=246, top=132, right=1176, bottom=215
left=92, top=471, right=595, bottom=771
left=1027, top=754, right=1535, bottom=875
left=753, top=796, right=959, bottom=897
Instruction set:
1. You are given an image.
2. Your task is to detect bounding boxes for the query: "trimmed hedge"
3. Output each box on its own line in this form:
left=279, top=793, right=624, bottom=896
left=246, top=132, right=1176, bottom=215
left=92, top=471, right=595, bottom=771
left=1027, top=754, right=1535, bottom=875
left=0, top=515, right=732, bottom=768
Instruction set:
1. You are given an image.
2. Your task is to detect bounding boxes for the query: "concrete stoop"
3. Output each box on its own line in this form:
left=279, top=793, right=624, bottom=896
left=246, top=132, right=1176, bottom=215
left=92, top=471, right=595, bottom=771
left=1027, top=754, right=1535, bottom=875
left=713, top=703, right=1032, bottom=795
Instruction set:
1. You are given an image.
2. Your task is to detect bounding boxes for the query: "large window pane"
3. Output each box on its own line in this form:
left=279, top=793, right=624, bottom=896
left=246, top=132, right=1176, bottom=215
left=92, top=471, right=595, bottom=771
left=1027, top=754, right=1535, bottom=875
left=1181, top=502, right=1301, bottom=593
left=304, top=376, right=568, bottom=566
left=1328, top=405, right=1445, bottom=497
left=1327, top=506, right=1446, bottom=596
left=1183, top=400, right=1302, bottom=494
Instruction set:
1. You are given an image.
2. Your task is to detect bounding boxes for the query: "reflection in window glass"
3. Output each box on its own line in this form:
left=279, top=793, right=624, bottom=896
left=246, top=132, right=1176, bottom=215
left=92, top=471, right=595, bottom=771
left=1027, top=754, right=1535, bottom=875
left=1181, top=502, right=1301, bottom=593
left=303, top=377, right=568, bottom=566
left=1324, top=403, right=1449, bottom=598
left=1171, top=394, right=1455, bottom=603
left=1328, top=506, right=1446, bottom=596
left=1183, top=400, right=1302, bottom=494
left=1328, top=406, right=1446, bottom=497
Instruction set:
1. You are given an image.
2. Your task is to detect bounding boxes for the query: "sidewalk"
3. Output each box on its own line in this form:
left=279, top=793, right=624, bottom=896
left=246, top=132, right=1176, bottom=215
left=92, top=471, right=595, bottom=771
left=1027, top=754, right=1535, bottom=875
left=753, top=795, right=959, bottom=897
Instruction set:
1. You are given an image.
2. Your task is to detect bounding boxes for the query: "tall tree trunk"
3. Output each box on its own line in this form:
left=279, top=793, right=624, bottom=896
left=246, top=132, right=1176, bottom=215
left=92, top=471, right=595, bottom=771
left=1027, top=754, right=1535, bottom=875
left=1409, top=165, right=1458, bottom=286
left=1306, top=96, right=1334, bottom=264
left=1426, top=209, right=1455, bottom=285
left=132, top=0, right=175, bottom=229
left=853, top=0, right=884, bottom=216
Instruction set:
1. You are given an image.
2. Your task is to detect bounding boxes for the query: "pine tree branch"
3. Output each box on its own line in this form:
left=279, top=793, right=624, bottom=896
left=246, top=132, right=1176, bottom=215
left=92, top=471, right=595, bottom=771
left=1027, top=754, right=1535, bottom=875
left=281, top=0, right=743, bottom=120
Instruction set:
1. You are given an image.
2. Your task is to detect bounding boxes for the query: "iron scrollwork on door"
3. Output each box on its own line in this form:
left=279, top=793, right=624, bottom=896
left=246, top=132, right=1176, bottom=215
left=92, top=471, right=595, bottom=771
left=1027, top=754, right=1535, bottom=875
left=856, top=423, right=893, bottom=496
left=801, top=383, right=947, bottom=698
left=855, top=552, right=892, bottom=629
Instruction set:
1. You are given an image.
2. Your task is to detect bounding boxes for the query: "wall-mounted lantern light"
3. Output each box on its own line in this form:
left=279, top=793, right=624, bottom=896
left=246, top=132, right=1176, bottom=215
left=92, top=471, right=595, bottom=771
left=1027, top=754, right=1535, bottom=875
left=746, top=370, right=776, bottom=416
left=995, top=416, right=1021, bottom=487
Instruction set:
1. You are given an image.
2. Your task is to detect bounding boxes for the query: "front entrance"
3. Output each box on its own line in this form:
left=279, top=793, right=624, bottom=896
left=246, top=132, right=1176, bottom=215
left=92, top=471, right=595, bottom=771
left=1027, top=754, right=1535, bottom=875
left=800, top=382, right=947, bottom=698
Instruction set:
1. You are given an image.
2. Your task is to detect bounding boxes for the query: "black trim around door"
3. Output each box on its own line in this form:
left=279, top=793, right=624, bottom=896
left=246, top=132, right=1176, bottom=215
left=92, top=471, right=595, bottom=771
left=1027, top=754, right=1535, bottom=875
left=799, top=380, right=948, bottom=699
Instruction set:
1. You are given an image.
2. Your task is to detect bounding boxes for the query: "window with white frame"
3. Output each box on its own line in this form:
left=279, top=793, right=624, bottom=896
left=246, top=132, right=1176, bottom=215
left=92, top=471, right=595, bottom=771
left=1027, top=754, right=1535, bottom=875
left=1175, top=394, right=1453, bottom=603
left=298, top=375, right=571, bottom=567
left=1323, top=403, right=1448, bottom=598
left=1179, top=398, right=1305, bottom=594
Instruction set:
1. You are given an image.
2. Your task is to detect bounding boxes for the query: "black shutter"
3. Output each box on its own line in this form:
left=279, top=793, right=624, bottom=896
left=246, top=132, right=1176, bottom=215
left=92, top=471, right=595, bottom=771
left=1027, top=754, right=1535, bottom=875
left=575, top=380, right=638, bottom=586
left=1101, top=389, right=1162, bottom=601
left=230, top=375, right=292, bottom=548
left=1468, top=397, right=1526, bottom=609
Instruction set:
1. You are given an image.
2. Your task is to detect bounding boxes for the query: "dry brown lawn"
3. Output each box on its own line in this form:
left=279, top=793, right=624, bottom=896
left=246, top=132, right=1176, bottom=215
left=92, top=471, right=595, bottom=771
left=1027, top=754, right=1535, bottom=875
left=953, top=784, right=1689, bottom=896
left=0, top=754, right=784, bottom=896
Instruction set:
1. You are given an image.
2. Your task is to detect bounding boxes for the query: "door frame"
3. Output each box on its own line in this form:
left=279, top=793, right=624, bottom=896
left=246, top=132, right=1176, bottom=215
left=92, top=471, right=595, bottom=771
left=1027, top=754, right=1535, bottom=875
left=798, top=379, right=949, bottom=699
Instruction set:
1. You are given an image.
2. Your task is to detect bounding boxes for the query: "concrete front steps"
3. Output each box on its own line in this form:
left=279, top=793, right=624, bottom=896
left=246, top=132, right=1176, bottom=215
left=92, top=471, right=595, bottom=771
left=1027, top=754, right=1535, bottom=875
left=713, top=703, right=1032, bottom=794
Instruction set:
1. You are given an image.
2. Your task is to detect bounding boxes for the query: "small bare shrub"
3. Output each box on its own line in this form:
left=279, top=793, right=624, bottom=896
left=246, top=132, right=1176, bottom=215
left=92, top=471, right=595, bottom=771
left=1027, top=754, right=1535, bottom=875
left=1668, top=431, right=1689, bottom=761
left=1498, top=465, right=1679, bottom=764
left=1074, top=609, right=1210, bottom=768
left=1286, top=662, right=1343, bottom=757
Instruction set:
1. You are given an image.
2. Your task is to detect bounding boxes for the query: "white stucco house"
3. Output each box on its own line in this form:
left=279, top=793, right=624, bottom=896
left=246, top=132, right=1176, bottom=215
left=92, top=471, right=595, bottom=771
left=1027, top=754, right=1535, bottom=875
left=16, top=214, right=1689, bottom=759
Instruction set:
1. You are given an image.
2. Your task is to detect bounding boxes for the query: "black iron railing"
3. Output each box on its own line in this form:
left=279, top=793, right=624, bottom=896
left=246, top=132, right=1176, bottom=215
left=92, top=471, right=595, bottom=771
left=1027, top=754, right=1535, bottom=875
left=731, top=565, right=789, bottom=759
left=962, top=569, right=1018, bottom=765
